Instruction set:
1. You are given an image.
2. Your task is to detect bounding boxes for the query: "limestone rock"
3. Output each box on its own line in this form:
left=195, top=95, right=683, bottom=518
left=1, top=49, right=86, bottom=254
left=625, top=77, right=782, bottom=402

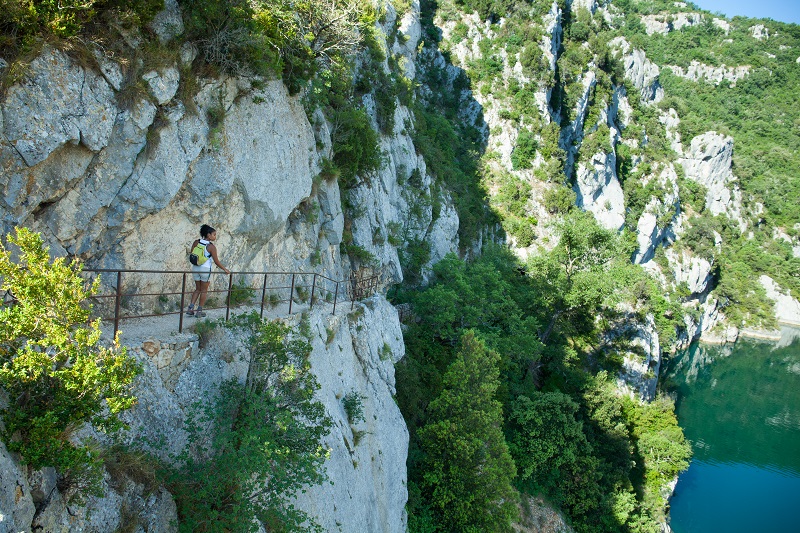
left=148, top=0, right=184, bottom=43
left=571, top=0, right=598, bottom=14
left=93, top=48, right=125, bottom=90
left=677, top=298, right=730, bottom=347
left=391, top=0, right=423, bottom=80
left=751, top=24, right=769, bottom=40
left=542, top=0, right=564, bottom=73
left=665, top=62, right=750, bottom=86
left=713, top=18, right=731, bottom=34
left=701, top=324, right=740, bottom=344
left=641, top=12, right=704, bottom=35
left=287, top=297, right=409, bottom=532
left=573, top=151, right=625, bottom=231
left=0, top=442, right=35, bottom=533
left=667, top=249, right=714, bottom=295
left=143, top=67, right=180, bottom=105
left=759, top=275, right=800, bottom=326
left=2, top=47, right=116, bottom=167
left=29, top=469, right=177, bottom=533
left=613, top=314, right=662, bottom=402
left=610, top=37, right=663, bottom=104
left=679, top=132, right=743, bottom=222
left=633, top=164, right=680, bottom=264
left=660, top=108, right=682, bottom=154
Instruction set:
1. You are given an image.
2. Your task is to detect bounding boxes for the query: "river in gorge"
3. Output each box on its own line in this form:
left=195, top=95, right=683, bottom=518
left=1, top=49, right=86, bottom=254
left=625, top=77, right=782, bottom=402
left=664, top=327, right=800, bottom=533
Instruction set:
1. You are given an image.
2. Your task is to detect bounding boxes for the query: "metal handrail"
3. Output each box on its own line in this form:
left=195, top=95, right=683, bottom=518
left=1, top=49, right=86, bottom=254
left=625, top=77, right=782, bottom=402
left=76, top=268, right=381, bottom=336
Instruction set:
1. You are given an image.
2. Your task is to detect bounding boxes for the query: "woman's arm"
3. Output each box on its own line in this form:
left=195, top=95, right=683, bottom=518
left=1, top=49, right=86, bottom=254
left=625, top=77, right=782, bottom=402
left=208, top=243, right=230, bottom=274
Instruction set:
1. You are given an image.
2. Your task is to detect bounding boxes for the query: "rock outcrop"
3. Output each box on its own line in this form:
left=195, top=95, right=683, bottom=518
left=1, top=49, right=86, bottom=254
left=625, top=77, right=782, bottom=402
left=641, top=12, right=704, bottom=35
left=573, top=150, right=625, bottom=231
left=679, top=132, right=743, bottom=222
left=760, top=275, right=800, bottom=326
left=610, top=37, right=664, bottom=104
left=665, top=62, right=750, bottom=86
left=2, top=297, right=408, bottom=532
left=612, top=314, right=662, bottom=402
left=633, top=164, right=680, bottom=264
left=293, top=297, right=408, bottom=533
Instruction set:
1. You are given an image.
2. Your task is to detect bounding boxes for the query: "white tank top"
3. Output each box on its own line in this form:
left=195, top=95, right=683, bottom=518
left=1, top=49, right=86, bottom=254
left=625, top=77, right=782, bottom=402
left=194, top=239, right=213, bottom=270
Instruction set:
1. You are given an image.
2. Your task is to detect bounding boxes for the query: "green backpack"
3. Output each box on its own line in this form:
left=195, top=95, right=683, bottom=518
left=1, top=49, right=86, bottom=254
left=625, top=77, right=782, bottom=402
left=189, top=241, right=209, bottom=266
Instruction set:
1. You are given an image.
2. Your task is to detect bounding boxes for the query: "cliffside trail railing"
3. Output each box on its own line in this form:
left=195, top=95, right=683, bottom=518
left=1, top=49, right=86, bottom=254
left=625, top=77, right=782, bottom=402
left=74, top=268, right=380, bottom=335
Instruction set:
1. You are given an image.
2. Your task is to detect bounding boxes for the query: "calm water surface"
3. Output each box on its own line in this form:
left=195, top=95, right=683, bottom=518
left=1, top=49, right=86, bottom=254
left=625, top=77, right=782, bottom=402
left=665, top=328, right=800, bottom=533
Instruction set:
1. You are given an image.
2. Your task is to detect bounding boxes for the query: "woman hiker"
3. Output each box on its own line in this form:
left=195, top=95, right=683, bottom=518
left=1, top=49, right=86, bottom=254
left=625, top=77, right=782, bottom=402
left=187, top=224, right=230, bottom=317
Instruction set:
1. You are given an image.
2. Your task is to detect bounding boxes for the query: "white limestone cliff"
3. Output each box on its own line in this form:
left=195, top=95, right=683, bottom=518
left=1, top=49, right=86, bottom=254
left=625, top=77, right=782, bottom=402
left=610, top=312, right=662, bottom=402
left=641, top=12, right=704, bottom=35
left=0, top=0, right=451, bottom=529
left=665, top=62, right=750, bottom=86
left=609, top=37, right=664, bottom=104
left=760, top=275, right=800, bottom=326
left=679, top=132, right=744, bottom=223
left=633, top=164, right=680, bottom=264
left=0, top=298, right=408, bottom=532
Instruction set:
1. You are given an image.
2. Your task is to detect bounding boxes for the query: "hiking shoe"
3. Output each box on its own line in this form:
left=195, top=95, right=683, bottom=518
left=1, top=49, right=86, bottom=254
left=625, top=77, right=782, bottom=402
left=194, top=309, right=206, bottom=318
left=186, top=306, right=195, bottom=316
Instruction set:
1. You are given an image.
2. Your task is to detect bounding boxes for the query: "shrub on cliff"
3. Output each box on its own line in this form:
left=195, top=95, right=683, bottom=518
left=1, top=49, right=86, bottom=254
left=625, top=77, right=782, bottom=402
left=0, top=227, right=140, bottom=493
left=163, top=314, right=331, bottom=532
left=0, top=0, right=163, bottom=57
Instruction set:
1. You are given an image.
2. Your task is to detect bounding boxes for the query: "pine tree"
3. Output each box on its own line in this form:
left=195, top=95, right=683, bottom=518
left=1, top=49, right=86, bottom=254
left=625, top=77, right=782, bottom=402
left=417, top=331, right=518, bottom=532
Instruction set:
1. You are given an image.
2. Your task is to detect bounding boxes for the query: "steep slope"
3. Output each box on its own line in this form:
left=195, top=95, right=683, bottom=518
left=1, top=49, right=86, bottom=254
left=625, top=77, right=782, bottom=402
left=431, top=0, right=800, bottom=345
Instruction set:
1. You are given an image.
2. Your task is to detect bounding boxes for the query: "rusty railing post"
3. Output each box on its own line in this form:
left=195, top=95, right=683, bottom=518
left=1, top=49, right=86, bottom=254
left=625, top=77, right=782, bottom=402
left=113, top=271, right=122, bottom=337
left=226, top=272, right=233, bottom=322
left=332, top=280, right=339, bottom=315
left=288, top=273, right=296, bottom=314
left=260, top=273, right=267, bottom=319
left=310, top=273, right=317, bottom=310
left=351, top=274, right=356, bottom=311
left=179, top=273, right=187, bottom=333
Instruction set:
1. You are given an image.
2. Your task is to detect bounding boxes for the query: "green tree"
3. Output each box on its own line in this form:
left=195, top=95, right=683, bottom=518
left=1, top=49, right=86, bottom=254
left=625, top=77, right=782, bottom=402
left=0, top=227, right=140, bottom=491
left=624, top=396, right=692, bottom=527
left=527, top=211, right=623, bottom=344
left=164, top=314, right=331, bottom=532
left=417, top=331, right=518, bottom=532
left=507, top=391, right=606, bottom=527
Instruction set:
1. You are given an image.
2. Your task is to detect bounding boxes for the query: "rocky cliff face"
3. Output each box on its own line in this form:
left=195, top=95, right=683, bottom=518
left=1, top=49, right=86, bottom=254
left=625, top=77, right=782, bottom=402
left=0, top=0, right=457, bottom=529
left=0, top=298, right=407, bottom=532
left=0, top=1, right=458, bottom=290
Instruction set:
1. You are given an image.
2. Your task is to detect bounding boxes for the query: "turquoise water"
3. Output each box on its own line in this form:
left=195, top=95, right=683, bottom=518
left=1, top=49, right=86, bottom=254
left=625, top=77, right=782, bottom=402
left=665, top=328, right=800, bottom=533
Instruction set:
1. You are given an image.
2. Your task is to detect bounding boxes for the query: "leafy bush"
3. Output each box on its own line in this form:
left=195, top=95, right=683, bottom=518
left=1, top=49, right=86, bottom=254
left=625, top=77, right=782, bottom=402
left=341, top=243, right=378, bottom=266
left=182, top=0, right=367, bottom=91
left=0, top=0, right=162, bottom=57
left=330, top=106, right=383, bottom=187
left=543, top=185, right=576, bottom=214
left=510, top=130, right=539, bottom=170
left=399, top=239, right=431, bottom=285
left=228, top=278, right=255, bottom=307
left=164, top=314, right=331, bottom=532
left=342, top=390, right=366, bottom=424
left=0, top=227, right=140, bottom=492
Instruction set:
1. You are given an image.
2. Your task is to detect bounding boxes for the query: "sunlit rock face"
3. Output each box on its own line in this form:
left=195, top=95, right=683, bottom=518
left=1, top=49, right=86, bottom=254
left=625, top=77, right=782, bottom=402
left=760, top=275, right=800, bottom=326
left=0, top=1, right=453, bottom=529
left=679, top=131, right=743, bottom=223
